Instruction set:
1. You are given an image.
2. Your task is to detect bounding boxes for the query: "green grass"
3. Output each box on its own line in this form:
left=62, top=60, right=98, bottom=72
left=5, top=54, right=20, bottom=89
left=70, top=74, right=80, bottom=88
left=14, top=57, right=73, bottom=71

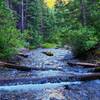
left=28, top=45, right=37, bottom=50
left=42, top=43, right=57, bottom=48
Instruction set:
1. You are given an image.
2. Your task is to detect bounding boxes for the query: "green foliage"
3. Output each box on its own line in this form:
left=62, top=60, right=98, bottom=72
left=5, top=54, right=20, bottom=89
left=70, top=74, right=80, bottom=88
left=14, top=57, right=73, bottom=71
left=23, top=30, right=43, bottom=48
left=0, top=0, right=99, bottom=59
left=62, top=27, right=98, bottom=55
left=42, top=43, right=57, bottom=48
left=54, top=0, right=99, bottom=56
left=26, top=0, right=56, bottom=43
left=0, top=0, right=24, bottom=59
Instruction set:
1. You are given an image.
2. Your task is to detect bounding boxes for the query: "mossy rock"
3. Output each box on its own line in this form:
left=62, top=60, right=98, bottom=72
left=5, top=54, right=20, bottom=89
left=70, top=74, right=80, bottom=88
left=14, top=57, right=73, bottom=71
left=42, top=51, right=54, bottom=56
left=95, top=50, right=100, bottom=55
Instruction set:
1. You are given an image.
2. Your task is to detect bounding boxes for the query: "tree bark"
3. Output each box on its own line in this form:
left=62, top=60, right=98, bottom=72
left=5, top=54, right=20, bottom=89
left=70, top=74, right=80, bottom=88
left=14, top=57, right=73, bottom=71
left=0, top=61, right=31, bottom=71
left=67, top=61, right=99, bottom=68
left=21, top=0, right=24, bottom=32
left=80, top=0, right=87, bottom=26
left=0, top=61, right=62, bottom=71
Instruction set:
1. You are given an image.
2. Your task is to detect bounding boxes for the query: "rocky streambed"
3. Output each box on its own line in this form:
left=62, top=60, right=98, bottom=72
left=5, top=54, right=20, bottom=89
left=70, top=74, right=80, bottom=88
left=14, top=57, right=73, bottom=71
left=0, top=48, right=100, bottom=100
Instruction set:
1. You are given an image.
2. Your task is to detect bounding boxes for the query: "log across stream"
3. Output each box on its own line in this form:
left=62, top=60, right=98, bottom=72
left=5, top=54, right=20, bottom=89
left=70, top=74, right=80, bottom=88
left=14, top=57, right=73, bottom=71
left=0, top=61, right=62, bottom=71
left=67, top=61, right=100, bottom=68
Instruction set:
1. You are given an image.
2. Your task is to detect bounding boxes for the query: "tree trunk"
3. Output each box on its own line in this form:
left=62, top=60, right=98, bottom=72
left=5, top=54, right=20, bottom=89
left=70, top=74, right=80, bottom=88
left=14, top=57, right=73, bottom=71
left=21, top=0, right=24, bottom=32
left=0, top=61, right=31, bottom=71
left=80, top=0, right=87, bottom=26
left=6, top=0, right=12, bottom=8
left=67, top=61, right=100, bottom=68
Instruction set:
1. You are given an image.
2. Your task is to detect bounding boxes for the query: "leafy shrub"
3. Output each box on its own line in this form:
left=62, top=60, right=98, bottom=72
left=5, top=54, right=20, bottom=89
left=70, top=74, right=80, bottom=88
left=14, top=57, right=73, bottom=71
left=62, top=27, right=98, bottom=56
left=0, top=1, right=24, bottom=59
left=23, top=30, right=43, bottom=48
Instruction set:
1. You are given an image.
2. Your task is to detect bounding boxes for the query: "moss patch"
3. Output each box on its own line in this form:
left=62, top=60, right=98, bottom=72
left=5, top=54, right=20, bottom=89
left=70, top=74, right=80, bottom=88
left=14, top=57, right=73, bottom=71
left=42, top=43, right=57, bottom=48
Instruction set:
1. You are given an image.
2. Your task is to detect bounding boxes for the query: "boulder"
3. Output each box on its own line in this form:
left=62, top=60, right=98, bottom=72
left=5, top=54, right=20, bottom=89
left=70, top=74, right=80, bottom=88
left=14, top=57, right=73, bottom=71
left=42, top=51, right=54, bottom=56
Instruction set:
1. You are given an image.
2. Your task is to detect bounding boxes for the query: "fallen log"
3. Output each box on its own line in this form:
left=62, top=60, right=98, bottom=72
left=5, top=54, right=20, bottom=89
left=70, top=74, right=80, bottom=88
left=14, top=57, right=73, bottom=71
left=79, top=73, right=100, bottom=81
left=67, top=61, right=99, bottom=68
left=0, top=73, right=100, bottom=85
left=0, top=61, right=62, bottom=71
left=0, top=61, right=31, bottom=71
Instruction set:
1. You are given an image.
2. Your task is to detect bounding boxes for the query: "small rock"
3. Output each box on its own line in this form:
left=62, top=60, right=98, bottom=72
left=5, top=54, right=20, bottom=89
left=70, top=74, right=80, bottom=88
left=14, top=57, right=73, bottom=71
left=42, top=51, right=54, bottom=56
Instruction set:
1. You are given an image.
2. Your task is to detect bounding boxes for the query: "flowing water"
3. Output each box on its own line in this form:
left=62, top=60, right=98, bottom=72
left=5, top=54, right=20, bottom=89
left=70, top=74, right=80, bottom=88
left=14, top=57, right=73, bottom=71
left=0, top=48, right=100, bottom=100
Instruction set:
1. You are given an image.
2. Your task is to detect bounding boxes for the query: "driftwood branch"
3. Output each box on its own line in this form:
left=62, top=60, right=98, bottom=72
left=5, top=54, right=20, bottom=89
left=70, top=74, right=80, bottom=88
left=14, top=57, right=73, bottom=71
left=67, top=61, right=100, bottom=68
left=0, top=61, right=62, bottom=71
left=0, top=73, right=100, bottom=85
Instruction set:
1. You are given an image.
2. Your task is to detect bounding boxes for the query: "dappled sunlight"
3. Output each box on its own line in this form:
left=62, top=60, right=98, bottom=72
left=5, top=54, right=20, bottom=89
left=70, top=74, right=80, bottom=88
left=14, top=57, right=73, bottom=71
left=44, top=0, right=70, bottom=9
left=62, top=0, right=70, bottom=5
left=44, top=0, right=56, bottom=8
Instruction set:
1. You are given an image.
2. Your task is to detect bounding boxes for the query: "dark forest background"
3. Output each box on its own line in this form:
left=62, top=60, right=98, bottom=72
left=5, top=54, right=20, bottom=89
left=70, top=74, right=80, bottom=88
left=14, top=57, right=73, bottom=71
left=0, top=0, right=99, bottom=59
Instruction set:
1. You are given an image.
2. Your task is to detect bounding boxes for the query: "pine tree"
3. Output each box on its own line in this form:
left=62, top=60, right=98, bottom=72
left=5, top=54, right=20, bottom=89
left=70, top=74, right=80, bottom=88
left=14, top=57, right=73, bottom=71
left=0, top=0, right=23, bottom=59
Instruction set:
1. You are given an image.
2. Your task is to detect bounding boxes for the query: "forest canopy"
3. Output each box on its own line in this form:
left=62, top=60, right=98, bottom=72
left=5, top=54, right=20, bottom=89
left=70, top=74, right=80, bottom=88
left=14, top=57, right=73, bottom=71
left=44, top=0, right=70, bottom=8
left=0, top=0, right=99, bottom=59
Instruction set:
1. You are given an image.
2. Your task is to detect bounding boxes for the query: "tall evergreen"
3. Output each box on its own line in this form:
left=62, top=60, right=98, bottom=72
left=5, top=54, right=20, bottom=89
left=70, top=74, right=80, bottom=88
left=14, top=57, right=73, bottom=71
left=0, top=0, right=23, bottom=59
left=0, top=0, right=99, bottom=58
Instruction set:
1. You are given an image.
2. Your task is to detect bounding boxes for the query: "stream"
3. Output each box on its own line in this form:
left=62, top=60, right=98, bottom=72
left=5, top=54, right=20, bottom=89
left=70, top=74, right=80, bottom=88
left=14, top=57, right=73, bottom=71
left=0, top=48, right=100, bottom=100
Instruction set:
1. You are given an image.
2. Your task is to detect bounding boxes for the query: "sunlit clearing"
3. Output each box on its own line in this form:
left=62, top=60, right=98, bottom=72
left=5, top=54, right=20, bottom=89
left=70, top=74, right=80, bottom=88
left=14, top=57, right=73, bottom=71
left=44, top=0, right=70, bottom=9
left=44, top=0, right=56, bottom=9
